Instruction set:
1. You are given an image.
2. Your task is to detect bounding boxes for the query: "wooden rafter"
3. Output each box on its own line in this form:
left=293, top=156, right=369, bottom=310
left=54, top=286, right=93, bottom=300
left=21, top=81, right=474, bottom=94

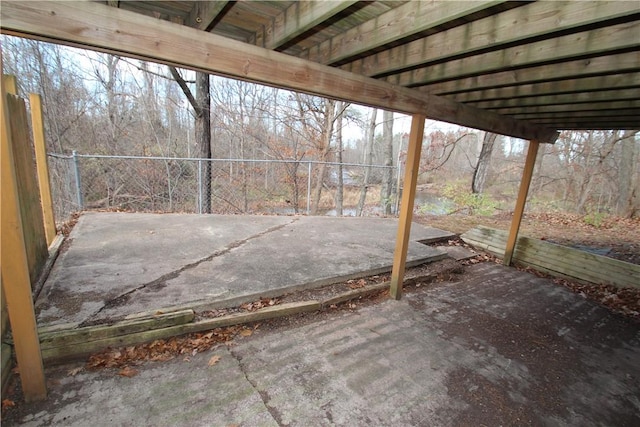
left=0, top=1, right=558, bottom=143
left=345, top=1, right=640, bottom=78
left=187, top=1, right=230, bottom=31
left=260, top=1, right=357, bottom=50
left=388, top=22, right=640, bottom=87
left=514, top=110, right=640, bottom=121
left=499, top=100, right=640, bottom=116
left=470, top=89, right=640, bottom=110
left=304, top=0, right=505, bottom=65
left=422, top=52, right=640, bottom=95
left=449, top=74, right=640, bottom=103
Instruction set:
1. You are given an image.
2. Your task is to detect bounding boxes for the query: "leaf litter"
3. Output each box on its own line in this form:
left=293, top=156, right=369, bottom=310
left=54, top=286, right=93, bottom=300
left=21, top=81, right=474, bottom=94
left=86, top=325, right=254, bottom=370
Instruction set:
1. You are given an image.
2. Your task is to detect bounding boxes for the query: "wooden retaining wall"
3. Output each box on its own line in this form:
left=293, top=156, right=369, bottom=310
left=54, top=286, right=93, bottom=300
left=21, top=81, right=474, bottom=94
left=461, top=226, right=640, bottom=289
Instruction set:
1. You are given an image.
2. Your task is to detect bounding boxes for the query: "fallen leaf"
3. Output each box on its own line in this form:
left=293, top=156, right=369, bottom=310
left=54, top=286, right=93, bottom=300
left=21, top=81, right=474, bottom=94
left=67, top=367, right=83, bottom=376
left=118, top=366, right=138, bottom=378
left=240, top=329, right=253, bottom=337
left=2, top=399, right=15, bottom=410
left=208, top=355, right=221, bottom=367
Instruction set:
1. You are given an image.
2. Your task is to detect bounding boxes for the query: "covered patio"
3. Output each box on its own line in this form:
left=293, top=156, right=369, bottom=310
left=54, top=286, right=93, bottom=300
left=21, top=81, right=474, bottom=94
left=1, top=0, right=638, bottom=404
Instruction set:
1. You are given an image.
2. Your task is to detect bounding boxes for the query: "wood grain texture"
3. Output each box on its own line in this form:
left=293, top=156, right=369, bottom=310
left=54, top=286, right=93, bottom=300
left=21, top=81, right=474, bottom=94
left=391, top=21, right=640, bottom=87
left=0, top=1, right=558, bottom=143
left=1, top=70, right=47, bottom=401
left=462, top=227, right=640, bottom=289
left=306, top=0, right=503, bottom=65
left=390, top=114, right=425, bottom=300
left=349, top=1, right=640, bottom=78
left=29, top=93, right=57, bottom=246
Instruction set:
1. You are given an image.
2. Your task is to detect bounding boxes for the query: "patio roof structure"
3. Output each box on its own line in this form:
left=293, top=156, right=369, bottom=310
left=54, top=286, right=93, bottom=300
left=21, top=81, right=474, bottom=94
left=1, top=1, right=639, bottom=401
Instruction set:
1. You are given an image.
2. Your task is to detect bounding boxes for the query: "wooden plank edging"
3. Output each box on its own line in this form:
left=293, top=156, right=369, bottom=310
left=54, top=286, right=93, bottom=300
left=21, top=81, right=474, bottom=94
left=461, top=226, right=640, bottom=289
left=38, top=279, right=399, bottom=364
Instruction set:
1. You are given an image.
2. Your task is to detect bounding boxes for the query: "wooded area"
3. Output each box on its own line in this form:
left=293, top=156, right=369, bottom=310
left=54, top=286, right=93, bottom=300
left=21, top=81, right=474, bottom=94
left=2, top=36, right=639, bottom=221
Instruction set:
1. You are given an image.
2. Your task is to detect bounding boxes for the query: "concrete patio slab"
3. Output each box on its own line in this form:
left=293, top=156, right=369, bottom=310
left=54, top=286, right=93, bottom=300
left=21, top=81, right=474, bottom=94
left=35, top=213, right=452, bottom=327
left=7, top=263, right=639, bottom=426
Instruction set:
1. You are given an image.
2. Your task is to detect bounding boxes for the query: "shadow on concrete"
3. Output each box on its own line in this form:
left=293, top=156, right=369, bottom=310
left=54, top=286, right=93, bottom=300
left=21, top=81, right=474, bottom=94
left=6, top=261, right=639, bottom=426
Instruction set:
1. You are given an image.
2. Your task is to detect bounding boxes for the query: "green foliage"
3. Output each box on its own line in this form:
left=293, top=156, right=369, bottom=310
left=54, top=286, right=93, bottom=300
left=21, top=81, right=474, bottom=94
left=583, top=210, right=608, bottom=228
left=441, top=182, right=499, bottom=216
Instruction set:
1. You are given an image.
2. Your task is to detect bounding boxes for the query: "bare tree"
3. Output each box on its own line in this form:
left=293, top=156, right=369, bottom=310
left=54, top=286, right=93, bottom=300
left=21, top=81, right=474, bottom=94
left=617, top=130, right=639, bottom=217
left=334, top=101, right=345, bottom=216
left=380, top=110, right=394, bottom=215
left=357, top=108, right=377, bottom=216
left=170, top=68, right=211, bottom=213
left=472, top=132, right=497, bottom=194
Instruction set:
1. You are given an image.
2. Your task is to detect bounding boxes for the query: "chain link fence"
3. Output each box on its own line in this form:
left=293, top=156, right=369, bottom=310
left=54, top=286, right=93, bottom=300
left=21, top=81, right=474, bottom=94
left=48, top=153, right=401, bottom=222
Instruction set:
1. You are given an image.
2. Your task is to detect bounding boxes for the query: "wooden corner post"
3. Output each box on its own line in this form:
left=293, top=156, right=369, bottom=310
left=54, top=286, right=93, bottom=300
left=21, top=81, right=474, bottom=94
left=29, top=93, right=57, bottom=246
left=390, top=114, right=426, bottom=300
left=504, top=139, right=540, bottom=266
left=1, top=69, right=47, bottom=401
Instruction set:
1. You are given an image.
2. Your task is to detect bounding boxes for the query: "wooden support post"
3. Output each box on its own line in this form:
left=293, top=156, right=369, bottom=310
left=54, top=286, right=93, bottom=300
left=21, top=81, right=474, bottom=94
left=29, top=93, right=57, bottom=246
left=3, top=75, right=17, bottom=95
left=390, top=114, right=426, bottom=300
left=1, top=68, right=47, bottom=401
left=504, top=139, right=539, bottom=266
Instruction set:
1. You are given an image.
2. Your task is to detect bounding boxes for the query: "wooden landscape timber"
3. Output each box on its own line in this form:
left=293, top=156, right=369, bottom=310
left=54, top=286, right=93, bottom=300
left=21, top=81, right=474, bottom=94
left=0, top=1, right=558, bottom=143
left=35, top=269, right=452, bottom=364
left=461, top=226, right=640, bottom=290
left=38, top=302, right=322, bottom=363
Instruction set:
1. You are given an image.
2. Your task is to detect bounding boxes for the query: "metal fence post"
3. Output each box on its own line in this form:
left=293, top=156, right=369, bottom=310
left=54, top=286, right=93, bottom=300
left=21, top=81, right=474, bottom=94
left=306, top=161, right=312, bottom=215
left=72, top=150, right=84, bottom=209
left=197, top=159, right=203, bottom=214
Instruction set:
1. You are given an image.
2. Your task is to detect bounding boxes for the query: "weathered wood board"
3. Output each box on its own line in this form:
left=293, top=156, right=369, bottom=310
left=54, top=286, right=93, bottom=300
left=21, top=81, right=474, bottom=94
left=6, top=94, right=48, bottom=286
left=461, top=226, right=640, bottom=289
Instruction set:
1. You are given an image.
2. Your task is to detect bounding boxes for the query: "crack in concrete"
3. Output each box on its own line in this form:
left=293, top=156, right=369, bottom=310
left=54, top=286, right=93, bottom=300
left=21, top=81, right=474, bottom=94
left=79, top=218, right=299, bottom=327
left=229, top=347, right=286, bottom=427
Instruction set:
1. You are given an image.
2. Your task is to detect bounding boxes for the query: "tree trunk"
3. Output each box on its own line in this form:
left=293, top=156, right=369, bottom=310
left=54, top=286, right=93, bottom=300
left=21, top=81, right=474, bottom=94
left=357, top=108, right=377, bottom=216
left=380, top=110, right=394, bottom=215
left=170, top=67, right=212, bottom=213
left=195, top=72, right=212, bottom=213
left=472, top=132, right=497, bottom=194
left=310, top=99, right=335, bottom=215
left=617, top=131, right=638, bottom=217
left=335, top=101, right=344, bottom=216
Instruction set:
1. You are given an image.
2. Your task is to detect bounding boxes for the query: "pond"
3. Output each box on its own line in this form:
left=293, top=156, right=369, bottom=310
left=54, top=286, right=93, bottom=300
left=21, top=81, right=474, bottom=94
left=414, top=191, right=455, bottom=215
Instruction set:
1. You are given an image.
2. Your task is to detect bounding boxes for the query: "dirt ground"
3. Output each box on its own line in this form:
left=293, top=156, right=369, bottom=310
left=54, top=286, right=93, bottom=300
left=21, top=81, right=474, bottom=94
left=415, top=211, right=640, bottom=265
left=416, top=212, right=640, bottom=319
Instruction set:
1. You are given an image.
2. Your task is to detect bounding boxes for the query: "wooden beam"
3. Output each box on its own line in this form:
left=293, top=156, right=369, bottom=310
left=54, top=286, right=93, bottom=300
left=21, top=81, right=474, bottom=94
left=514, top=110, right=640, bottom=121
left=29, top=93, right=57, bottom=246
left=421, top=52, right=640, bottom=95
left=1, top=64, right=47, bottom=402
left=448, top=74, right=640, bottom=103
left=468, top=89, right=640, bottom=110
left=526, top=119, right=640, bottom=130
left=264, top=1, right=357, bottom=50
left=498, top=100, right=640, bottom=116
left=390, top=114, right=425, bottom=300
left=3, top=75, right=17, bottom=94
left=305, top=0, right=504, bottom=65
left=390, top=21, right=640, bottom=87
left=346, top=1, right=640, bottom=78
left=187, top=1, right=229, bottom=31
left=0, top=1, right=558, bottom=143
left=504, top=140, right=539, bottom=266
